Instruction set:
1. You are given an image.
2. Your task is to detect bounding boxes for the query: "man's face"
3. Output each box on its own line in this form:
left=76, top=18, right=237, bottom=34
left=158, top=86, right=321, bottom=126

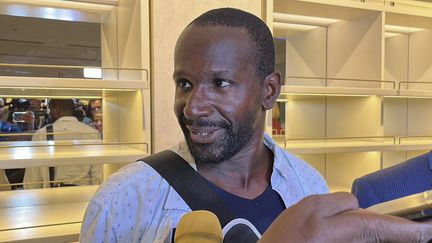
left=173, top=25, right=265, bottom=164
left=90, top=100, right=102, bottom=116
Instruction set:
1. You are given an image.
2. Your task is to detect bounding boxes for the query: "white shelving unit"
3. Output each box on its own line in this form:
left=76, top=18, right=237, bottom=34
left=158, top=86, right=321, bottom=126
left=0, top=140, right=149, bottom=169
left=0, top=186, right=98, bottom=242
left=0, top=0, right=151, bottom=241
left=267, top=0, right=432, bottom=192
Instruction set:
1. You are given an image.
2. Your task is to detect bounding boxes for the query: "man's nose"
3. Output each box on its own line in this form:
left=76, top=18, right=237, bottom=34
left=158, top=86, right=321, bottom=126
left=183, top=88, right=212, bottom=120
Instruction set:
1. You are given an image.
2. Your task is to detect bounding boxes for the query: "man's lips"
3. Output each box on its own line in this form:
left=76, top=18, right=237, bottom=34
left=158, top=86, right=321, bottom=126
left=186, top=126, right=224, bottom=144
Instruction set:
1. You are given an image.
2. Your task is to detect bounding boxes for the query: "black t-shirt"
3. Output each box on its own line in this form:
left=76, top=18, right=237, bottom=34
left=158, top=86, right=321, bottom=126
left=207, top=181, right=286, bottom=234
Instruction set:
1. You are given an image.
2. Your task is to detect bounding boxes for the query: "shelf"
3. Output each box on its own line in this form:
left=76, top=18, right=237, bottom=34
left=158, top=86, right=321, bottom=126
left=279, top=76, right=397, bottom=97
left=397, top=81, right=432, bottom=98
left=281, top=85, right=397, bottom=97
left=0, top=141, right=149, bottom=169
left=397, top=136, right=432, bottom=151
left=0, top=186, right=97, bottom=242
left=0, top=76, right=149, bottom=90
left=0, top=0, right=117, bottom=23
left=0, top=223, right=81, bottom=243
left=0, top=76, right=149, bottom=98
left=274, top=136, right=396, bottom=154
left=292, top=0, right=432, bottom=18
left=273, top=135, right=432, bottom=153
left=277, top=78, right=432, bottom=98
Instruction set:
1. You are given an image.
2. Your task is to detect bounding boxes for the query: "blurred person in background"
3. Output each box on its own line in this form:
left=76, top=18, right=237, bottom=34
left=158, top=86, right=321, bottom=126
left=0, top=98, right=9, bottom=122
left=28, top=99, right=47, bottom=130
left=23, top=99, right=102, bottom=189
left=3, top=98, right=35, bottom=189
left=83, top=99, right=102, bottom=134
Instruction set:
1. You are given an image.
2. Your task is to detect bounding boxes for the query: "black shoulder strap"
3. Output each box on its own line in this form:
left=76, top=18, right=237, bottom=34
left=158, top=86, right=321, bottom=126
left=46, top=125, right=55, bottom=187
left=142, top=150, right=236, bottom=226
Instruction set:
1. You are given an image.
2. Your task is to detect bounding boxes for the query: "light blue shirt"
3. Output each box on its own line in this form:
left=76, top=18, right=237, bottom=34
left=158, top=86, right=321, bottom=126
left=80, top=134, right=328, bottom=243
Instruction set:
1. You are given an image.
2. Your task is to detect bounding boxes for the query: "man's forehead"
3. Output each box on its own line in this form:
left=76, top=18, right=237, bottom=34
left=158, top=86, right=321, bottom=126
left=176, top=25, right=251, bottom=49
left=173, top=25, right=256, bottom=79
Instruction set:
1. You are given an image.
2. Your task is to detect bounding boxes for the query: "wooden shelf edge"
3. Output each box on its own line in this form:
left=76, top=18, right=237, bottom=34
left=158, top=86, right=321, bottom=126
left=276, top=141, right=432, bottom=154
left=0, top=144, right=149, bottom=168
left=0, top=222, right=81, bottom=243
left=398, top=89, right=432, bottom=97
left=281, top=85, right=397, bottom=96
left=0, top=76, right=149, bottom=90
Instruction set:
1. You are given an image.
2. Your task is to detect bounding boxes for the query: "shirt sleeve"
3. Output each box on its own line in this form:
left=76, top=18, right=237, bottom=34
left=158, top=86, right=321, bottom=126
left=80, top=199, right=117, bottom=243
left=351, top=178, right=380, bottom=208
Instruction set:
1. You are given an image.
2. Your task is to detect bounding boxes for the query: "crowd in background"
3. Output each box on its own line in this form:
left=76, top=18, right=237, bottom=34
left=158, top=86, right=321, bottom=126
left=0, top=98, right=103, bottom=137
left=0, top=98, right=103, bottom=190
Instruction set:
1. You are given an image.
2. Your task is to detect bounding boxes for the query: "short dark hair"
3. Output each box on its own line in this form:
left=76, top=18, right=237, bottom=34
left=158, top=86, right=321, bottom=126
left=49, top=99, right=74, bottom=115
left=189, top=8, right=275, bottom=81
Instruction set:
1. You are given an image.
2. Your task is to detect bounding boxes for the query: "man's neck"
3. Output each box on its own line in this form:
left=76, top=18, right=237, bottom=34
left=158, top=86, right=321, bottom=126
left=196, top=137, right=274, bottom=199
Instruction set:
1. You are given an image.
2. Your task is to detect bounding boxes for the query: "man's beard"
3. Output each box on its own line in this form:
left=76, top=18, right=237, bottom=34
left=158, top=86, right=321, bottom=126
left=179, top=112, right=256, bottom=164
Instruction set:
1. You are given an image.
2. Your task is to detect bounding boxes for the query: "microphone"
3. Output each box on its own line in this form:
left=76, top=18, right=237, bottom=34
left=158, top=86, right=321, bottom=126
left=174, top=210, right=223, bottom=243
left=222, top=218, right=261, bottom=243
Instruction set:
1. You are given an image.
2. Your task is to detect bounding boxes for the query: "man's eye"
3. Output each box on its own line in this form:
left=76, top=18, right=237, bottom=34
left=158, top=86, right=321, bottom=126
left=214, top=79, right=231, bottom=88
left=177, top=79, right=191, bottom=89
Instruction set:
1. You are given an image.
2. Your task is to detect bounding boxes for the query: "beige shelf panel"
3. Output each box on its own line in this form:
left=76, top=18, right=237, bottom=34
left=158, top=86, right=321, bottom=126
left=0, top=141, right=149, bottom=169
left=0, top=0, right=117, bottom=23
left=395, top=81, right=432, bottom=97
left=329, top=184, right=351, bottom=193
left=281, top=85, right=397, bottom=96
left=274, top=136, right=396, bottom=154
left=284, top=141, right=396, bottom=154
left=397, top=137, right=432, bottom=151
left=0, top=76, right=149, bottom=90
left=274, top=135, right=432, bottom=153
left=0, top=186, right=97, bottom=243
left=0, top=223, right=81, bottom=243
left=281, top=76, right=397, bottom=97
left=398, top=89, right=432, bottom=97
left=295, top=0, right=432, bottom=18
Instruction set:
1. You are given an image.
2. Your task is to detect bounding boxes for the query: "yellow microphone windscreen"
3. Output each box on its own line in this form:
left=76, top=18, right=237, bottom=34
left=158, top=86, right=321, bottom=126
left=174, top=210, right=223, bottom=243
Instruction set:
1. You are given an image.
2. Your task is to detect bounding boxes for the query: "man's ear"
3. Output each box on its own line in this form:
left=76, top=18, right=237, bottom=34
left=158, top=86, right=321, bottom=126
left=262, top=71, right=281, bottom=110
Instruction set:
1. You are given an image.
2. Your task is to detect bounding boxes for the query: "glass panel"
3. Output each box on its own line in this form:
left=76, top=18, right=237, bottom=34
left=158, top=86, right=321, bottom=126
left=0, top=15, right=101, bottom=72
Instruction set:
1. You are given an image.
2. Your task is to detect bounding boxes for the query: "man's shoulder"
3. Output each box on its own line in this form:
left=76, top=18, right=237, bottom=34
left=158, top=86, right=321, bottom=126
left=92, top=161, right=168, bottom=205
left=92, top=144, right=189, bottom=201
left=267, top=136, right=329, bottom=194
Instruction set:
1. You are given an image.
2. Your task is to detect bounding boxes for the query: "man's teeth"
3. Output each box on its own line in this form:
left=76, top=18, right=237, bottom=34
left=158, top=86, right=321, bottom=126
left=195, top=131, right=213, bottom=136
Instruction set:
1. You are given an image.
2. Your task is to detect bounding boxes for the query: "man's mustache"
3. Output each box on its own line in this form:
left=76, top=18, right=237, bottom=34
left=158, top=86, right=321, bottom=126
left=181, top=116, right=230, bottom=129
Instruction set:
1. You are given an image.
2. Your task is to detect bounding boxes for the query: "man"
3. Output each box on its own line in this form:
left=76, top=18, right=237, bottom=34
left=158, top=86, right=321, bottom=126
left=81, top=8, right=431, bottom=242
left=23, top=99, right=102, bottom=189
left=352, top=151, right=432, bottom=208
left=83, top=99, right=102, bottom=132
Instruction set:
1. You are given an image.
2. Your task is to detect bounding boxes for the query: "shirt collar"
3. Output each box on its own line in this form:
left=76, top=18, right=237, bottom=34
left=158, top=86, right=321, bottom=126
left=54, top=116, right=79, bottom=123
left=263, top=133, right=291, bottom=182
